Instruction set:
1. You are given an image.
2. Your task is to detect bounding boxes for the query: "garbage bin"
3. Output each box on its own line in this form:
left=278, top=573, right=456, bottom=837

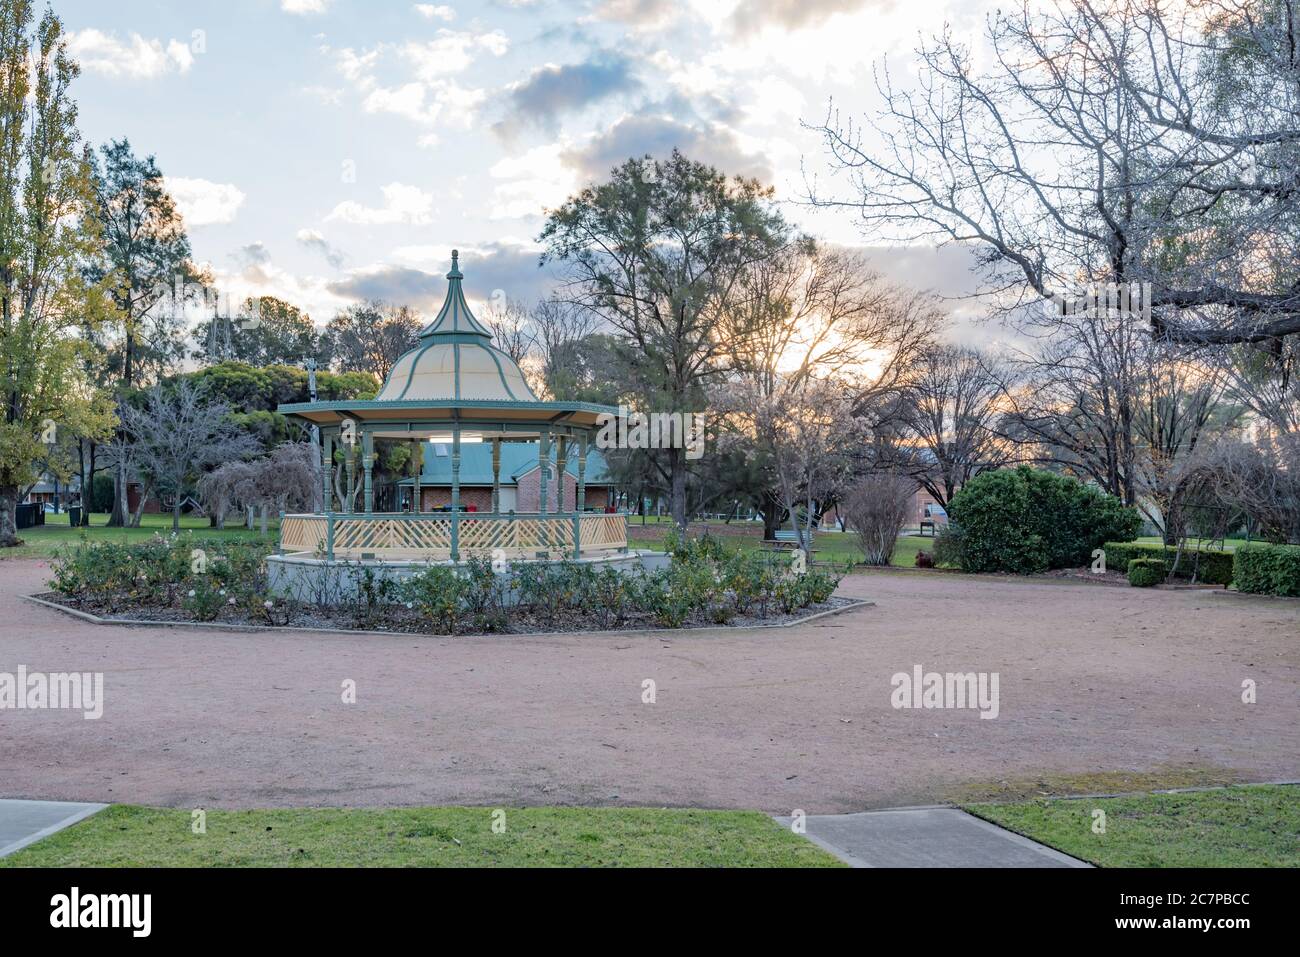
left=68, top=505, right=82, bottom=526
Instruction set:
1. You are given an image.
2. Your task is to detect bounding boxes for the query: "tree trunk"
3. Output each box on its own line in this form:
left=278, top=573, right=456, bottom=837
left=0, top=484, right=20, bottom=547
left=172, top=499, right=182, bottom=531
left=108, top=457, right=129, bottom=527
left=761, top=491, right=784, bottom=541
left=85, top=442, right=96, bottom=524
left=77, top=439, right=86, bottom=516
left=669, top=444, right=687, bottom=530
left=129, top=482, right=151, bottom=527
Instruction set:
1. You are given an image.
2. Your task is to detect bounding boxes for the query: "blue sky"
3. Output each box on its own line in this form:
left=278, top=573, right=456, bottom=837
left=58, top=0, right=991, bottom=332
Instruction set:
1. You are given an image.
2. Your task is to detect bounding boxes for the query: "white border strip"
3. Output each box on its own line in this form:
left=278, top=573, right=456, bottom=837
left=0, top=802, right=108, bottom=859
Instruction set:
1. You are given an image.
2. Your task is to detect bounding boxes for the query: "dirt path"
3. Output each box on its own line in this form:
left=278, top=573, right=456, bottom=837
left=1, top=558, right=1296, bottom=812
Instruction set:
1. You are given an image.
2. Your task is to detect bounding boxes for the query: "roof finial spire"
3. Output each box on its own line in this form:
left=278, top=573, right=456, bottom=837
left=447, top=248, right=462, bottom=280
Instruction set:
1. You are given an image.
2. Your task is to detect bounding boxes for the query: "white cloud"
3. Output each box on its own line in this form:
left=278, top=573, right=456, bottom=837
left=363, top=79, right=487, bottom=129
left=325, top=182, right=436, bottom=225
left=334, top=47, right=379, bottom=89
left=166, top=177, right=246, bottom=226
left=204, top=256, right=349, bottom=325
left=282, top=0, right=331, bottom=14
left=364, top=82, right=429, bottom=122
left=488, top=144, right=578, bottom=219
left=414, top=4, right=456, bottom=20
left=297, top=228, right=346, bottom=268
left=326, top=32, right=501, bottom=132
left=66, top=29, right=195, bottom=79
left=399, top=31, right=509, bottom=81
left=301, top=84, right=344, bottom=106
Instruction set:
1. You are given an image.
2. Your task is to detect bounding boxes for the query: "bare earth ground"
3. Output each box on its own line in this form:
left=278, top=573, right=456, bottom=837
left=1, top=558, right=1296, bottom=813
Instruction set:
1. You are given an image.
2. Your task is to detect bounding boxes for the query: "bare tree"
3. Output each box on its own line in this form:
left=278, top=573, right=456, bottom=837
left=198, top=442, right=318, bottom=534
left=808, top=0, right=1300, bottom=345
left=1133, top=360, right=1238, bottom=541
left=114, top=380, right=260, bottom=530
left=197, top=460, right=251, bottom=529
left=843, top=471, right=915, bottom=565
left=529, top=298, right=604, bottom=398
left=895, top=346, right=1013, bottom=509
left=725, top=241, right=940, bottom=397
left=482, top=295, right=536, bottom=365
left=324, top=301, right=420, bottom=381
left=1200, top=430, right=1300, bottom=542
left=740, top=376, right=865, bottom=552
left=721, top=240, right=944, bottom=536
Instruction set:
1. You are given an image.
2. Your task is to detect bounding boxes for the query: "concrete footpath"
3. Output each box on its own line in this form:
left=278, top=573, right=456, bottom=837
left=0, top=800, right=106, bottom=859
left=776, top=806, right=1092, bottom=868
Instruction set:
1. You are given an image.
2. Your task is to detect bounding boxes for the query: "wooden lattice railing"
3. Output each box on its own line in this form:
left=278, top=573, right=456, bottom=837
left=280, top=514, right=328, bottom=553
left=278, top=511, right=628, bottom=559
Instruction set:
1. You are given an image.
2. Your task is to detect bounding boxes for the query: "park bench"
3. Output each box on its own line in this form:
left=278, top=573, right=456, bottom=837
left=919, top=520, right=936, bottom=536
left=762, top=527, right=817, bottom=554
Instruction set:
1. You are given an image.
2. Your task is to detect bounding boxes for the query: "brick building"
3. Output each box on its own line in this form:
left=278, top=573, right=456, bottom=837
left=395, top=441, right=614, bottom=513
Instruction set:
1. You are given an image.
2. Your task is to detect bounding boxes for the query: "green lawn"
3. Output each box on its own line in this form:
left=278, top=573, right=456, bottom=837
left=10, top=511, right=938, bottom=568
left=0, top=805, right=841, bottom=868
left=0, top=511, right=278, bottom=560
left=966, top=784, right=1299, bottom=867
left=628, top=517, right=933, bottom=569
left=1133, top=535, right=1247, bottom=552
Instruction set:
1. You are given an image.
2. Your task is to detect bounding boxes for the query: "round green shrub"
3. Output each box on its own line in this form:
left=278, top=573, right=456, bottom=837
left=946, top=466, right=1141, bottom=574
left=1127, top=558, right=1167, bottom=588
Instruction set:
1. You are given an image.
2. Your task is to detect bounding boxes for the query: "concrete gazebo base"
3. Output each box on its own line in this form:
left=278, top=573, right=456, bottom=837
left=266, top=549, right=670, bottom=604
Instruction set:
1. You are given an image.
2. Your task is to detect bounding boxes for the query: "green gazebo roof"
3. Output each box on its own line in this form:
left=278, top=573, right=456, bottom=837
left=276, top=248, right=617, bottom=434
left=376, top=251, right=537, bottom=404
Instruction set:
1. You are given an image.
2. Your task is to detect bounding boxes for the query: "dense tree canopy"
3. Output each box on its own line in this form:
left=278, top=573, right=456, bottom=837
left=0, top=1, right=114, bottom=546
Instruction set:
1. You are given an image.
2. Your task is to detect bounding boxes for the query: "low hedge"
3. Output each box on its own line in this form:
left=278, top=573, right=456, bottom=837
left=1127, top=558, right=1166, bottom=588
left=1233, top=544, right=1300, bottom=597
left=1103, top=542, right=1234, bottom=586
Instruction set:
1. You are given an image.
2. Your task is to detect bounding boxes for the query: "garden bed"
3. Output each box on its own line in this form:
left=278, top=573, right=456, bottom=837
left=29, top=590, right=866, bottom=636
left=39, top=530, right=856, bottom=636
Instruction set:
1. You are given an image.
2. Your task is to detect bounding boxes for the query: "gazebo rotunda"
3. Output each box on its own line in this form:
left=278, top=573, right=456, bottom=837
left=273, top=251, right=628, bottom=565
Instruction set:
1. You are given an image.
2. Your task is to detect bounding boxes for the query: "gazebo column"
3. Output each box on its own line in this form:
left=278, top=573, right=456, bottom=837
left=450, top=426, right=461, bottom=561
left=538, top=429, right=550, bottom=515
left=345, top=441, right=357, bottom=514
left=323, top=430, right=336, bottom=560
left=556, top=436, right=568, bottom=512
left=321, top=432, right=334, bottom=513
left=555, top=435, right=569, bottom=551
left=491, top=438, right=501, bottom=513
left=537, top=429, right=550, bottom=555
left=574, top=432, right=587, bottom=559
left=362, top=430, right=374, bottom=514
left=411, top=439, right=421, bottom=513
